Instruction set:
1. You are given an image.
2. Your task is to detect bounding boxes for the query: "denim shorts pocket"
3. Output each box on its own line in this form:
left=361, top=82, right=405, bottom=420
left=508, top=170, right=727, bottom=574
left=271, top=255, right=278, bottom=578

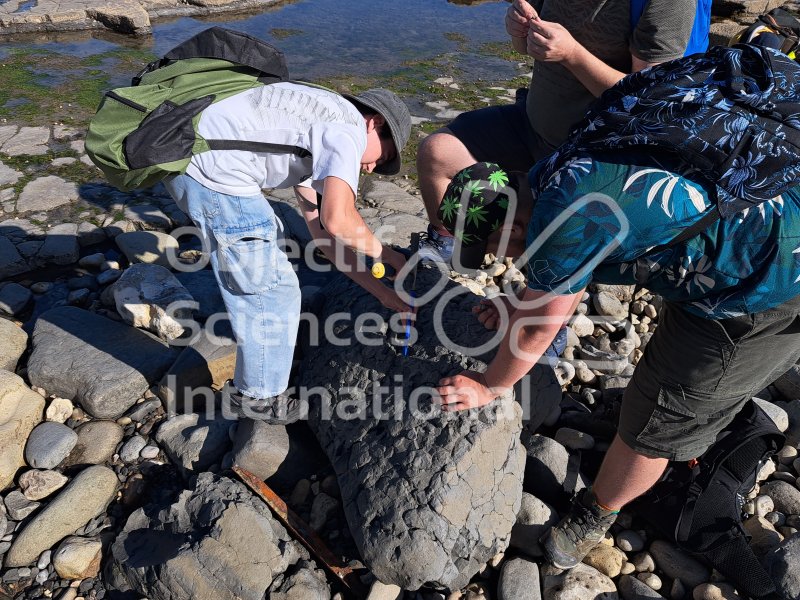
left=215, top=221, right=278, bottom=294
left=635, top=383, right=716, bottom=456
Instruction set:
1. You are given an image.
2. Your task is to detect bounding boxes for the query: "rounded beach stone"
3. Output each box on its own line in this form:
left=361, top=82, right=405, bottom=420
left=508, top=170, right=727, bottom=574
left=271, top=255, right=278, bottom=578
left=24, top=422, right=78, bottom=469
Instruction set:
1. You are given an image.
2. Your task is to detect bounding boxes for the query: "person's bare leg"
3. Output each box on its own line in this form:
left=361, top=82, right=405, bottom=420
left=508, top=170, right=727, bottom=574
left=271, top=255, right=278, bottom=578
left=542, top=434, right=669, bottom=568
left=416, top=128, right=479, bottom=231
left=592, top=434, right=669, bottom=509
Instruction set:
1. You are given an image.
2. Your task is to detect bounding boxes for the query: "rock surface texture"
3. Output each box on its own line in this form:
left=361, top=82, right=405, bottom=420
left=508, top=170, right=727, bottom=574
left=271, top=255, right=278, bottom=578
left=301, top=269, right=527, bottom=591
left=107, top=472, right=315, bottom=600
left=0, top=371, right=45, bottom=491
left=27, top=307, right=176, bottom=418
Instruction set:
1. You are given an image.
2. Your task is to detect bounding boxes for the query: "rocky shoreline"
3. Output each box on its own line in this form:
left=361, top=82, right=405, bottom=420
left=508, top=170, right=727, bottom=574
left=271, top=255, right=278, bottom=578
left=0, top=0, right=289, bottom=37
left=2, top=1, right=800, bottom=599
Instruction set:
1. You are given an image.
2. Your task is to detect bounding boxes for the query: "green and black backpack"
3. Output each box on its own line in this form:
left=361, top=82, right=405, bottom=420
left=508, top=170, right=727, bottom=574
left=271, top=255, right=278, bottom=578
left=86, top=26, right=312, bottom=191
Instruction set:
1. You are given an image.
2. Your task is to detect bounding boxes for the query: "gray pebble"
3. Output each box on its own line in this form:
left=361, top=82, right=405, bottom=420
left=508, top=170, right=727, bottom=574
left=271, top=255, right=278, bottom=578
left=119, top=435, right=147, bottom=463
left=616, top=529, right=645, bottom=552
left=632, top=551, right=656, bottom=573
left=37, top=549, right=51, bottom=570
left=30, top=282, right=52, bottom=294
left=4, top=490, right=40, bottom=521
left=126, top=399, right=161, bottom=422
left=96, top=268, right=122, bottom=285
left=778, top=445, right=798, bottom=465
left=24, top=422, right=78, bottom=469
left=638, top=572, right=662, bottom=591
left=754, top=495, right=775, bottom=518
left=139, top=445, right=160, bottom=459
left=765, top=511, right=786, bottom=527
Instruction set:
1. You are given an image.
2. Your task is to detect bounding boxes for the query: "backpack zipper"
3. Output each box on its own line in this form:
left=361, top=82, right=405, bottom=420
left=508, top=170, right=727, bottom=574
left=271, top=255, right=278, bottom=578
left=106, top=91, right=147, bottom=113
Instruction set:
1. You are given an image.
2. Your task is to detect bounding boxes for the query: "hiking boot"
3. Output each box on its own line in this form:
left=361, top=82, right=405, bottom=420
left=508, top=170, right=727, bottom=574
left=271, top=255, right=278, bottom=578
left=541, top=488, right=619, bottom=569
left=418, top=224, right=455, bottom=264
left=221, top=382, right=305, bottom=424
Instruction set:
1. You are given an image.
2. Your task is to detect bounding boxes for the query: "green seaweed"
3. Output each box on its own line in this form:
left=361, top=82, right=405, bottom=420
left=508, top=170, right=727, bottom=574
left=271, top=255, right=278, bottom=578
left=270, top=28, right=303, bottom=39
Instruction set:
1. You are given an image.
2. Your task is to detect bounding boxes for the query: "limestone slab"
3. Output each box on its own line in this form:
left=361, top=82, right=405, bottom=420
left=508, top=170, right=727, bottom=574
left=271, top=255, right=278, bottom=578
left=27, top=306, right=176, bottom=419
left=0, top=318, right=28, bottom=372
left=18, top=177, right=79, bottom=214
left=1, top=127, right=50, bottom=156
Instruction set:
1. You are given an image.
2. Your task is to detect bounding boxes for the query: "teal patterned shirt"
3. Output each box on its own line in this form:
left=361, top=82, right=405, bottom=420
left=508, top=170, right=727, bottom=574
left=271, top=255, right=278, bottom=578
left=525, top=152, right=800, bottom=318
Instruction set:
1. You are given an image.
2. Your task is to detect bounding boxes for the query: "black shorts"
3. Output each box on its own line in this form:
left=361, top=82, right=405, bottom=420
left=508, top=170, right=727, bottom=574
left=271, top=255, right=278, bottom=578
left=619, top=297, right=800, bottom=461
left=446, top=89, right=554, bottom=173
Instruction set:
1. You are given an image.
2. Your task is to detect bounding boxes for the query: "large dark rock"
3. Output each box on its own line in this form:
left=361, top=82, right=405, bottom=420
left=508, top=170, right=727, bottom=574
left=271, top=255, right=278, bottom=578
left=523, top=434, right=587, bottom=506
left=762, top=533, right=800, bottom=600
left=300, top=268, right=530, bottom=591
left=106, top=472, right=316, bottom=600
left=27, top=307, right=176, bottom=419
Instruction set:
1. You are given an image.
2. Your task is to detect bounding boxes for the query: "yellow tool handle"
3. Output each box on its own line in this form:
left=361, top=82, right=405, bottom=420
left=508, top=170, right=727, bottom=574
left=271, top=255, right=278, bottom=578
left=371, top=262, right=386, bottom=279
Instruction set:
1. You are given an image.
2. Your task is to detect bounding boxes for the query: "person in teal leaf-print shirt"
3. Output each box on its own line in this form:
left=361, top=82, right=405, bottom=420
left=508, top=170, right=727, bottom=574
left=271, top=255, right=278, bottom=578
left=432, top=157, right=800, bottom=570
left=525, top=150, right=800, bottom=318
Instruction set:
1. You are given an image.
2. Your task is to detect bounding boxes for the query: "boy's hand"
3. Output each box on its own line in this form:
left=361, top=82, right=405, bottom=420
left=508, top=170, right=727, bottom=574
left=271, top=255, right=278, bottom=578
left=527, top=19, right=580, bottom=64
left=505, top=0, right=538, bottom=38
left=375, top=286, right=413, bottom=316
left=435, top=370, right=505, bottom=412
left=380, top=246, right=409, bottom=280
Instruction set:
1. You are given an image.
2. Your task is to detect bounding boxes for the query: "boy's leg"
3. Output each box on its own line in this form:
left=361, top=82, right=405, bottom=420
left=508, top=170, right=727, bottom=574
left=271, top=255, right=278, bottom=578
left=543, top=297, right=800, bottom=568
left=164, top=175, right=301, bottom=406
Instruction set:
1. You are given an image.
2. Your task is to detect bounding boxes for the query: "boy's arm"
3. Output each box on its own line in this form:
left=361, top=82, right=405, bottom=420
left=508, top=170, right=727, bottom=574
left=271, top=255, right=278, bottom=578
left=312, top=176, right=408, bottom=274
left=294, top=184, right=411, bottom=314
left=436, top=287, right=584, bottom=411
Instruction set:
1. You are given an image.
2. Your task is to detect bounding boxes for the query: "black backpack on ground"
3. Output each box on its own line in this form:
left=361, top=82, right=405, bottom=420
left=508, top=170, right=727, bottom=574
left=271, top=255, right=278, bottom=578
left=631, top=401, right=785, bottom=599
left=733, top=8, right=800, bottom=60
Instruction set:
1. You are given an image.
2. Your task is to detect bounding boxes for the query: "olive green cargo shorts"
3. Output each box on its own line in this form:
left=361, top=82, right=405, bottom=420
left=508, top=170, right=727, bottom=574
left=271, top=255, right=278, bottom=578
left=619, top=296, right=800, bottom=461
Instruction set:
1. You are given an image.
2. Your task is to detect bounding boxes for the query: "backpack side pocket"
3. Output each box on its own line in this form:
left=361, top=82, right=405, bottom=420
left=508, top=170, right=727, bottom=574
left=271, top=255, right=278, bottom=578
left=124, top=95, right=215, bottom=169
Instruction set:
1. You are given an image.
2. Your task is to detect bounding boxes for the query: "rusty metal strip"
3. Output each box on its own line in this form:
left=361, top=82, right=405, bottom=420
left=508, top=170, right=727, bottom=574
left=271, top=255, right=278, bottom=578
left=232, top=466, right=369, bottom=599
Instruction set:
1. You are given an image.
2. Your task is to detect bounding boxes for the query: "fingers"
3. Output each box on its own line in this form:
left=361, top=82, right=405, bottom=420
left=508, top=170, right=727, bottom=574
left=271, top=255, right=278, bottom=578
left=527, top=35, right=550, bottom=58
left=528, top=19, right=552, bottom=38
left=476, top=310, right=498, bottom=329
left=506, top=0, right=536, bottom=37
left=513, top=0, right=538, bottom=20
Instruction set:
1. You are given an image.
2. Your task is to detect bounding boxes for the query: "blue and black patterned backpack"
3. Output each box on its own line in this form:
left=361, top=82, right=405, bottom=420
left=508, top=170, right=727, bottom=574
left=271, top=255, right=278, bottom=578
left=535, top=44, right=800, bottom=233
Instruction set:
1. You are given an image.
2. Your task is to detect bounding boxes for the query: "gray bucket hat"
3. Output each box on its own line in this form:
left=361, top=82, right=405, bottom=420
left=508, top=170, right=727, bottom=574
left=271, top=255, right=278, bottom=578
left=343, top=88, right=411, bottom=175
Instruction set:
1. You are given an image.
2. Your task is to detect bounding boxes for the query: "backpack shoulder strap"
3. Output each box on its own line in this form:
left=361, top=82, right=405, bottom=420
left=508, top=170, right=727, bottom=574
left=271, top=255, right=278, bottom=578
left=206, top=139, right=310, bottom=158
left=204, top=79, right=344, bottom=158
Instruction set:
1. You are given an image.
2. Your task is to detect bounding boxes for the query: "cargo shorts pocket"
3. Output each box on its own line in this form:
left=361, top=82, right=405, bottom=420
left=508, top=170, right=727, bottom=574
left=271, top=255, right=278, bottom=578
left=215, top=220, right=278, bottom=295
left=635, top=384, right=719, bottom=457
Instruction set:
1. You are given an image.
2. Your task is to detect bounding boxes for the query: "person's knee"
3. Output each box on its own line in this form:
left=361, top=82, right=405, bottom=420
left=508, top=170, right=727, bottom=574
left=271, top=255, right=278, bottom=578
left=417, top=128, right=470, bottom=176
